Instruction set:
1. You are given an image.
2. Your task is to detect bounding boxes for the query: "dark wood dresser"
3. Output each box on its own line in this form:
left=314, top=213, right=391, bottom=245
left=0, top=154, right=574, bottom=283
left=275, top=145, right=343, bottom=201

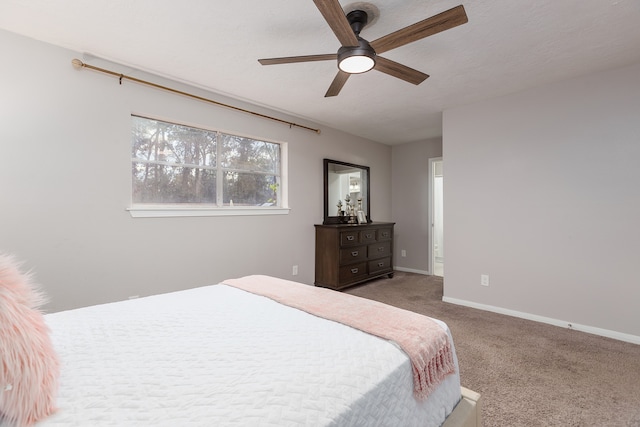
left=314, top=222, right=395, bottom=290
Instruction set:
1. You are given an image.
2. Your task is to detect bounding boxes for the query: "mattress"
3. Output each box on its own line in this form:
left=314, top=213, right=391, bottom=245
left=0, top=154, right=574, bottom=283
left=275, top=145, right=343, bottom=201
left=39, top=282, right=461, bottom=426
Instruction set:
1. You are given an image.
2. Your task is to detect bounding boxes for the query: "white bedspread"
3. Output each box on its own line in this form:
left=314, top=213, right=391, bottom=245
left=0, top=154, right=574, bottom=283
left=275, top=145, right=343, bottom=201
left=39, top=284, right=461, bottom=426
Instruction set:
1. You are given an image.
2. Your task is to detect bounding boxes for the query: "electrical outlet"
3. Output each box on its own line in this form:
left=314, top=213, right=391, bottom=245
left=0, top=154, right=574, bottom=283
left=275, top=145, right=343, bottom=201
left=292, top=265, right=298, bottom=276
left=401, top=250, right=407, bottom=257
left=480, top=275, right=489, bottom=286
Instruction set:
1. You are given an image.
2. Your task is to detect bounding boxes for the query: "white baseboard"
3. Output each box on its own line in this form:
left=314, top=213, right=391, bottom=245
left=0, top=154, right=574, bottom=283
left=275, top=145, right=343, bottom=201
left=394, top=267, right=431, bottom=276
left=442, top=296, right=640, bottom=346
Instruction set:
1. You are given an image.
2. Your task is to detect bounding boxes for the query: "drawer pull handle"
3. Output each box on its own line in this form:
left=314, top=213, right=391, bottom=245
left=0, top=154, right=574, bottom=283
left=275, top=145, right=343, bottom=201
left=351, top=268, right=359, bottom=274
left=382, top=232, right=389, bottom=237
left=351, top=251, right=359, bottom=257
left=365, top=233, right=372, bottom=239
left=378, top=246, right=385, bottom=252
left=347, top=235, right=355, bottom=241
left=378, top=262, right=384, bottom=267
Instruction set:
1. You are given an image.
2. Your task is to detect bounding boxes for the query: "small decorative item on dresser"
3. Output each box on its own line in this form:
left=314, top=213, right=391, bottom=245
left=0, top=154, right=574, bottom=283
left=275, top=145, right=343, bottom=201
left=357, top=210, right=367, bottom=224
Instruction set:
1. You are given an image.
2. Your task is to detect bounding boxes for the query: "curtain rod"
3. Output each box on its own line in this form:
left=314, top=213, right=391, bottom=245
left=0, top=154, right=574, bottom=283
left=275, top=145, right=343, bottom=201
left=71, top=59, right=321, bottom=135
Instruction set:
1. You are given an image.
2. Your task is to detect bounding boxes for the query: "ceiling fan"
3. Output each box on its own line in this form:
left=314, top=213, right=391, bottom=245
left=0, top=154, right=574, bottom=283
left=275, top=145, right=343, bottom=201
left=258, top=0, right=468, bottom=97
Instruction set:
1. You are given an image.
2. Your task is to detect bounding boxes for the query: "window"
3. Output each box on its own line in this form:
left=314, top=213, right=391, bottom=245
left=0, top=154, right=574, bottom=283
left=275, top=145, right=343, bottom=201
left=129, top=115, right=287, bottom=217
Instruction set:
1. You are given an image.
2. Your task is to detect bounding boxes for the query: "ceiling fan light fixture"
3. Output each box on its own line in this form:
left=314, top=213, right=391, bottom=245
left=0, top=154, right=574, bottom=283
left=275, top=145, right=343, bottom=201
left=338, top=38, right=376, bottom=74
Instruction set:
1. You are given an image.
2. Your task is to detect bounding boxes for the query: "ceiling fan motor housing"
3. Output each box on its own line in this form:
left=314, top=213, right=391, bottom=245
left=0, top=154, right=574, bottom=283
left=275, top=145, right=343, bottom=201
left=337, top=9, right=376, bottom=73
left=337, top=38, right=376, bottom=73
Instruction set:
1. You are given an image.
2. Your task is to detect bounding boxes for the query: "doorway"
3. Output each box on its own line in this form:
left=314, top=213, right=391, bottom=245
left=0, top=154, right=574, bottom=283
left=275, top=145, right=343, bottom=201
left=429, top=158, right=444, bottom=277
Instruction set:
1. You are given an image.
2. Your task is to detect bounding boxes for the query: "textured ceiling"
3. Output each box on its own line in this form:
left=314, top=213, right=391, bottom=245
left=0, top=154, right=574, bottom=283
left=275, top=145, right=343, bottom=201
left=1, top=0, right=640, bottom=145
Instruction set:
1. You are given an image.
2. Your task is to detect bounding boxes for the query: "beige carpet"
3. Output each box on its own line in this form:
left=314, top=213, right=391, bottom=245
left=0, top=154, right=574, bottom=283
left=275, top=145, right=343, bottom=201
left=345, top=272, right=640, bottom=427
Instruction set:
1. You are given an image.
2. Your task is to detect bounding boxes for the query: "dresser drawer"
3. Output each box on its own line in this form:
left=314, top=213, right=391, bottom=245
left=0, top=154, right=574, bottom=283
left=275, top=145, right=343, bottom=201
left=360, top=229, right=377, bottom=244
left=369, top=257, right=391, bottom=275
left=377, top=228, right=393, bottom=241
left=340, top=230, right=360, bottom=246
left=339, top=246, right=367, bottom=264
left=339, top=262, right=367, bottom=283
left=368, top=241, right=391, bottom=259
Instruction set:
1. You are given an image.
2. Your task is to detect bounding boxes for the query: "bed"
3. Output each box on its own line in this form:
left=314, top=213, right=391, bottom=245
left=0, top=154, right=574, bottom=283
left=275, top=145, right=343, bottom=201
left=32, top=275, right=480, bottom=426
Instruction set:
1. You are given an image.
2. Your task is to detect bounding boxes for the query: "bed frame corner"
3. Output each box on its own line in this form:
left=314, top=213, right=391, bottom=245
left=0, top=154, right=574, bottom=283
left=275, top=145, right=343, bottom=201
left=442, top=386, right=482, bottom=427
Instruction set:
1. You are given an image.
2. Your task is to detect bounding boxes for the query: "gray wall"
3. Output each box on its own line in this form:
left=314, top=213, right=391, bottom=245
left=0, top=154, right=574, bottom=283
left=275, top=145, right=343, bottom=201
left=391, top=138, right=442, bottom=273
left=443, top=62, right=640, bottom=341
left=0, top=29, right=392, bottom=312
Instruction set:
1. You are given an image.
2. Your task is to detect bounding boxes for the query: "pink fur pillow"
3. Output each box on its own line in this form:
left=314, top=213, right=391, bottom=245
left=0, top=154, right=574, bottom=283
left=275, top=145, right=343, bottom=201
left=0, top=254, right=59, bottom=426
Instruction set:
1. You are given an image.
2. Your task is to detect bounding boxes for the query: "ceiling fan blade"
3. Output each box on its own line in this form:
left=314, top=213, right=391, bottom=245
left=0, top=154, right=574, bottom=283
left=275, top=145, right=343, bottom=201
left=374, top=56, right=429, bottom=85
left=258, top=54, right=337, bottom=66
left=371, top=5, right=468, bottom=54
left=325, top=71, right=350, bottom=97
left=313, top=0, right=359, bottom=47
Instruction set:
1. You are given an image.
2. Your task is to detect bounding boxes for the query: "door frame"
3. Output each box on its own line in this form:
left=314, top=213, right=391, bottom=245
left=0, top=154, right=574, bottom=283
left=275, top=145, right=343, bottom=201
left=428, top=157, right=443, bottom=276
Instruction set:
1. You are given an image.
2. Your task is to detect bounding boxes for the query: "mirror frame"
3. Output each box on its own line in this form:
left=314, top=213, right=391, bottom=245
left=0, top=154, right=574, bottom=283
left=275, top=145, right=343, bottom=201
left=323, top=158, right=371, bottom=225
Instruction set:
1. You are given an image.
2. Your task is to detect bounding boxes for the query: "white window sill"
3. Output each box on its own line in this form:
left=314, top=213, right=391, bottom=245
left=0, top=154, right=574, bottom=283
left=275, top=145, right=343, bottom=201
left=127, top=205, right=290, bottom=218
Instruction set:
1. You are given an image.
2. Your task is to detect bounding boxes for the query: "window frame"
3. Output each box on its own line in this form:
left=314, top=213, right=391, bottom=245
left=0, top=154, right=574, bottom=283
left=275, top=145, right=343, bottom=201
left=128, top=115, right=289, bottom=218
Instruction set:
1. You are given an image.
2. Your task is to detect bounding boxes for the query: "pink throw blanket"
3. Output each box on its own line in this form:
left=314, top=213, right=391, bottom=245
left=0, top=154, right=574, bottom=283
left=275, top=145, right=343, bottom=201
left=223, top=275, right=456, bottom=400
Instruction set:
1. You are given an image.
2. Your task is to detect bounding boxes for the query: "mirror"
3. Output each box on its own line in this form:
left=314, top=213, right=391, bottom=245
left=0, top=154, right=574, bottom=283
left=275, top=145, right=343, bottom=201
left=323, top=159, right=370, bottom=224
